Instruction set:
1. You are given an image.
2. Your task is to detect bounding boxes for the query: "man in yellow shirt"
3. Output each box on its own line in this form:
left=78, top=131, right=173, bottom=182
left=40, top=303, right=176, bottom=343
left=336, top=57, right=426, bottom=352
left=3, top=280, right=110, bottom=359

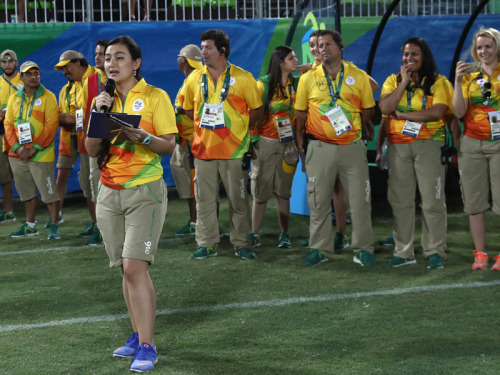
left=54, top=50, right=98, bottom=238
left=4, top=61, right=60, bottom=239
left=183, top=29, right=263, bottom=260
left=0, top=49, right=23, bottom=223
left=295, top=29, right=376, bottom=267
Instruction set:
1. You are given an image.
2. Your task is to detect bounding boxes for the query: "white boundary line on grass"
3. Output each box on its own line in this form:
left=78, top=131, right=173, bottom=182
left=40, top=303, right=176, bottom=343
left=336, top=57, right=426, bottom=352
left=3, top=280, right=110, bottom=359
left=0, top=237, right=181, bottom=256
left=1, top=280, right=499, bottom=333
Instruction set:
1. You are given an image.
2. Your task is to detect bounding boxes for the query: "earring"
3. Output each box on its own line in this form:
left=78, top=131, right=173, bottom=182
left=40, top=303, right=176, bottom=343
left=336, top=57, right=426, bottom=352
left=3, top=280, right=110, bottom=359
left=134, top=70, right=137, bottom=76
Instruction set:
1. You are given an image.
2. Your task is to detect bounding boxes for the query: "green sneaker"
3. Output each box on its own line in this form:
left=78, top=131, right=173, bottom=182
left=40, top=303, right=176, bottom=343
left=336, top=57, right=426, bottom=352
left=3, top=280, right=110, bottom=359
left=388, top=256, right=416, bottom=267
left=353, top=250, right=376, bottom=266
left=9, top=223, right=39, bottom=238
left=48, top=224, right=61, bottom=240
left=79, top=221, right=96, bottom=236
left=235, top=248, right=257, bottom=260
left=379, top=233, right=395, bottom=246
left=45, top=215, right=63, bottom=228
left=174, top=222, right=196, bottom=236
left=427, top=254, right=444, bottom=269
left=300, top=237, right=310, bottom=248
left=0, top=210, right=16, bottom=223
left=304, top=249, right=328, bottom=266
left=190, top=247, right=217, bottom=259
left=334, top=232, right=349, bottom=251
left=85, top=227, right=102, bottom=245
left=248, top=232, right=261, bottom=248
left=278, top=232, right=291, bottom=248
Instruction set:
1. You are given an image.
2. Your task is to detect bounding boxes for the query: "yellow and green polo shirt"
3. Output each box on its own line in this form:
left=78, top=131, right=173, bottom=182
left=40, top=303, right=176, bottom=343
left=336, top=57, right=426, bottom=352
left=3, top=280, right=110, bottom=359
left=381, top=74, right=450, bottom=144
left=460, top=64, right=500, bottom=140
left=99, top=78, right=177, bottom=190
left=255, top=74, right=298, bottom=140
left=175, top=77, right=194, bottom=146
left=295, top=61, right=375, bottom=145
left=183, top=63, right=263, bottom=159
left=58, top=65, right=97, bottom=155
left=4, top=84, right=59, bottom=162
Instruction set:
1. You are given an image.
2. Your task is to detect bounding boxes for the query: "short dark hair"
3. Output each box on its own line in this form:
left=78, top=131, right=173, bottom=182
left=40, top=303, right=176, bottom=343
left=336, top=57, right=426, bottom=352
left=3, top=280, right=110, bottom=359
left=200, top=29, right=230, bottom=58
left=317, top=29, right=343, bottom=49
left=96, top=40, right=109, bottom=48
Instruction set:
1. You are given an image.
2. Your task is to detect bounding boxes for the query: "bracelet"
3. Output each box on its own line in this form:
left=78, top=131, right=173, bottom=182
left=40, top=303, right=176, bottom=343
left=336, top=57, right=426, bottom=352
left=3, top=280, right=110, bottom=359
left=142, top=133, right=152, bottom=145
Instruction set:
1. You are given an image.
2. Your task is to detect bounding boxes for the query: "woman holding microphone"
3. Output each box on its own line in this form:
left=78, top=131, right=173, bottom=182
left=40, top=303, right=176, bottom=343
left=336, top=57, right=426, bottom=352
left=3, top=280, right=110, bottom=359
left=453, top=27, right=500, bottom=271
left=378, top=37, right=450, bottom=269
left=86, top=35, right=177, bottom=372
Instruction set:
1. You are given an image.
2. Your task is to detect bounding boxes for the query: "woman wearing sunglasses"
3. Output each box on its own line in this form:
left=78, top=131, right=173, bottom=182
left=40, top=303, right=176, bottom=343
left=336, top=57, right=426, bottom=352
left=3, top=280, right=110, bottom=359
left=453, top=27, right=500, bottom=271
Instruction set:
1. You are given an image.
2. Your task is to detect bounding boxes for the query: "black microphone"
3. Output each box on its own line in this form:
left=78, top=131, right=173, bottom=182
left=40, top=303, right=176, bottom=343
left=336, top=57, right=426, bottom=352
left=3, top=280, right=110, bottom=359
left=100, top=78, right=115, bottom=113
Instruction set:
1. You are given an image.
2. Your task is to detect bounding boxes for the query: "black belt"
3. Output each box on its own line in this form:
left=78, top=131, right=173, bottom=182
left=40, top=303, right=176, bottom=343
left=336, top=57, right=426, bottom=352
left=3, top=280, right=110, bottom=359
left=306, top=134, right=319, bottom=141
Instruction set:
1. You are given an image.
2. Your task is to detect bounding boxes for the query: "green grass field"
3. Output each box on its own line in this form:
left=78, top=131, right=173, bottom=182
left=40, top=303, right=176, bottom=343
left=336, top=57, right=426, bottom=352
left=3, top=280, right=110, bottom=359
left=1, top=188, right=500, bottom=375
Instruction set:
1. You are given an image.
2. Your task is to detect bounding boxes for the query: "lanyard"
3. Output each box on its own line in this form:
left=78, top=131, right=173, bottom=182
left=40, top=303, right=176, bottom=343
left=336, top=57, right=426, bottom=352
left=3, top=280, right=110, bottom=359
left=19, top=88, right=38, bottom=120
left=406, top=83, right=427, bottom=110
left=323, top=63, right=344, bottom=107
left=65, top=82, right=78, bottom=110
left=2, top=75, right=18, bottom=92
left=202, top=62, right=232, bottom=103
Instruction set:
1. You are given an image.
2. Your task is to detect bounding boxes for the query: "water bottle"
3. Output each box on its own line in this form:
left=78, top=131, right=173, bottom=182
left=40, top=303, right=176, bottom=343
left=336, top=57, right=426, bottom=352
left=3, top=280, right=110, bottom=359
left=380, top=138, right=388, bottom=170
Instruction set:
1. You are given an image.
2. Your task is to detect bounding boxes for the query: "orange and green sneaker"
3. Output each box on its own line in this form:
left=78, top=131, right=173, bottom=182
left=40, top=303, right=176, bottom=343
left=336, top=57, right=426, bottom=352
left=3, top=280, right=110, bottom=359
left=472, top=250, right=488, bottom=270
left=492, top=255, right=500, bottom=271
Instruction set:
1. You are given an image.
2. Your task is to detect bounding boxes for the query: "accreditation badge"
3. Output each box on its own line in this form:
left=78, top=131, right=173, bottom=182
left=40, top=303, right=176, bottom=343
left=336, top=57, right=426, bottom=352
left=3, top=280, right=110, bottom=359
left=488, top=111, right=500, bottom=140
left=325, top=106, right=352, bottom=136
left=200, top=103, right=225, bottom=130
left=17, top=121, right=32, bottom=144
left=274, top=115, right=294, bottom=142
left=75, top=108, right=84, bottom=131
left=401, top=120, right=422, bottom=138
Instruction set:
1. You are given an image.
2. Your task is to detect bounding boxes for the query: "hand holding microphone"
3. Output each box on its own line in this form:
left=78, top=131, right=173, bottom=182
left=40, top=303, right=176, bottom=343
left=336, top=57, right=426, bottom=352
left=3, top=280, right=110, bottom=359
left=97, top=78, right=115, bottom=113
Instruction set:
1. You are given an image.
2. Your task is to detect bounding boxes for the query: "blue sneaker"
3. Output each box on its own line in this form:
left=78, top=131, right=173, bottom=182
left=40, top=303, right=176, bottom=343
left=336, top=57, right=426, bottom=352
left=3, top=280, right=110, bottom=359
left=113, top=332, right=139, bottom=358
left=130, top=342, right=158, bottom=372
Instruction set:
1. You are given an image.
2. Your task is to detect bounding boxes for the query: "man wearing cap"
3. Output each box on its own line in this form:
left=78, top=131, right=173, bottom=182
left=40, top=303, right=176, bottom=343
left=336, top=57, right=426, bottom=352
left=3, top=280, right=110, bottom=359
left=170, top=44, right=202, bottom=236
left=54, top=50, right=98, bottom=237
left=80, top=40, right=109, bottom=246
left=4, top=61, right=61, bottom=239
left=183, top=29, right=264, bottom=260
left=0, top=49, right=23, bottom=223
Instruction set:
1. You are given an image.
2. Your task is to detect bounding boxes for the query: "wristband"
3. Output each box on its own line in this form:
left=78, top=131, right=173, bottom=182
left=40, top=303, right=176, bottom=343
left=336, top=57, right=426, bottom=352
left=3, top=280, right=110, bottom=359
left=142, top=133, right=152, bottom=145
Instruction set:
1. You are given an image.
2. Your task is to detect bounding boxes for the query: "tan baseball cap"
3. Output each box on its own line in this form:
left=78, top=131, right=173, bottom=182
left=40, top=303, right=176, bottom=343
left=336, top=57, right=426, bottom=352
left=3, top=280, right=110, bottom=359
left=54, top=50, right=84, bottom=70
left=179, top=44, right=203, bottom=70
left=1, top=49, right=17, bottom=61
left=20, top=61, right=40, bottom=73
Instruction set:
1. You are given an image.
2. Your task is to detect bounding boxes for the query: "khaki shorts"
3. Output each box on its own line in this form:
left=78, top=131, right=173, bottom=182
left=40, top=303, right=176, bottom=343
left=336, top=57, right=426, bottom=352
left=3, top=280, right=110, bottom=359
left=250, top=138, right=296, bottom=202
left=0, top=135, right=13, bottom=184
left=78, top=153, right=91, bottom=198
left=96, top=178, right=168, bottom=268
left=458, top=135, right=500, bottom=215
left=89, top=156, right=100, bottom=202
left=9, top=157, right=59, bottom=203
left=170, top=143, right=194, bottom=199
left=56, top=136, right=79, bottom=169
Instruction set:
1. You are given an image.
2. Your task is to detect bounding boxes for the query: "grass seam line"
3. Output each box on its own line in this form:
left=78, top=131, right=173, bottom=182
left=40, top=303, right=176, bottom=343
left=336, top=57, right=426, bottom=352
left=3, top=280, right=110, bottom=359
left=1, top=280, right=499, bottom=333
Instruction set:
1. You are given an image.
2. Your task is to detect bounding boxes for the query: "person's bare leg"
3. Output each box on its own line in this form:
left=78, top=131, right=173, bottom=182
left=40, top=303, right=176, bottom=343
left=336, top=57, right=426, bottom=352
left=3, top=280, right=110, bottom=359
left=276, top=195, right=290, bottom=233
left=469, top=212, right=486, bottom=252
left=1, top=181, right=14, bottom=212
left=122, top=258, right=155, bottom=345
